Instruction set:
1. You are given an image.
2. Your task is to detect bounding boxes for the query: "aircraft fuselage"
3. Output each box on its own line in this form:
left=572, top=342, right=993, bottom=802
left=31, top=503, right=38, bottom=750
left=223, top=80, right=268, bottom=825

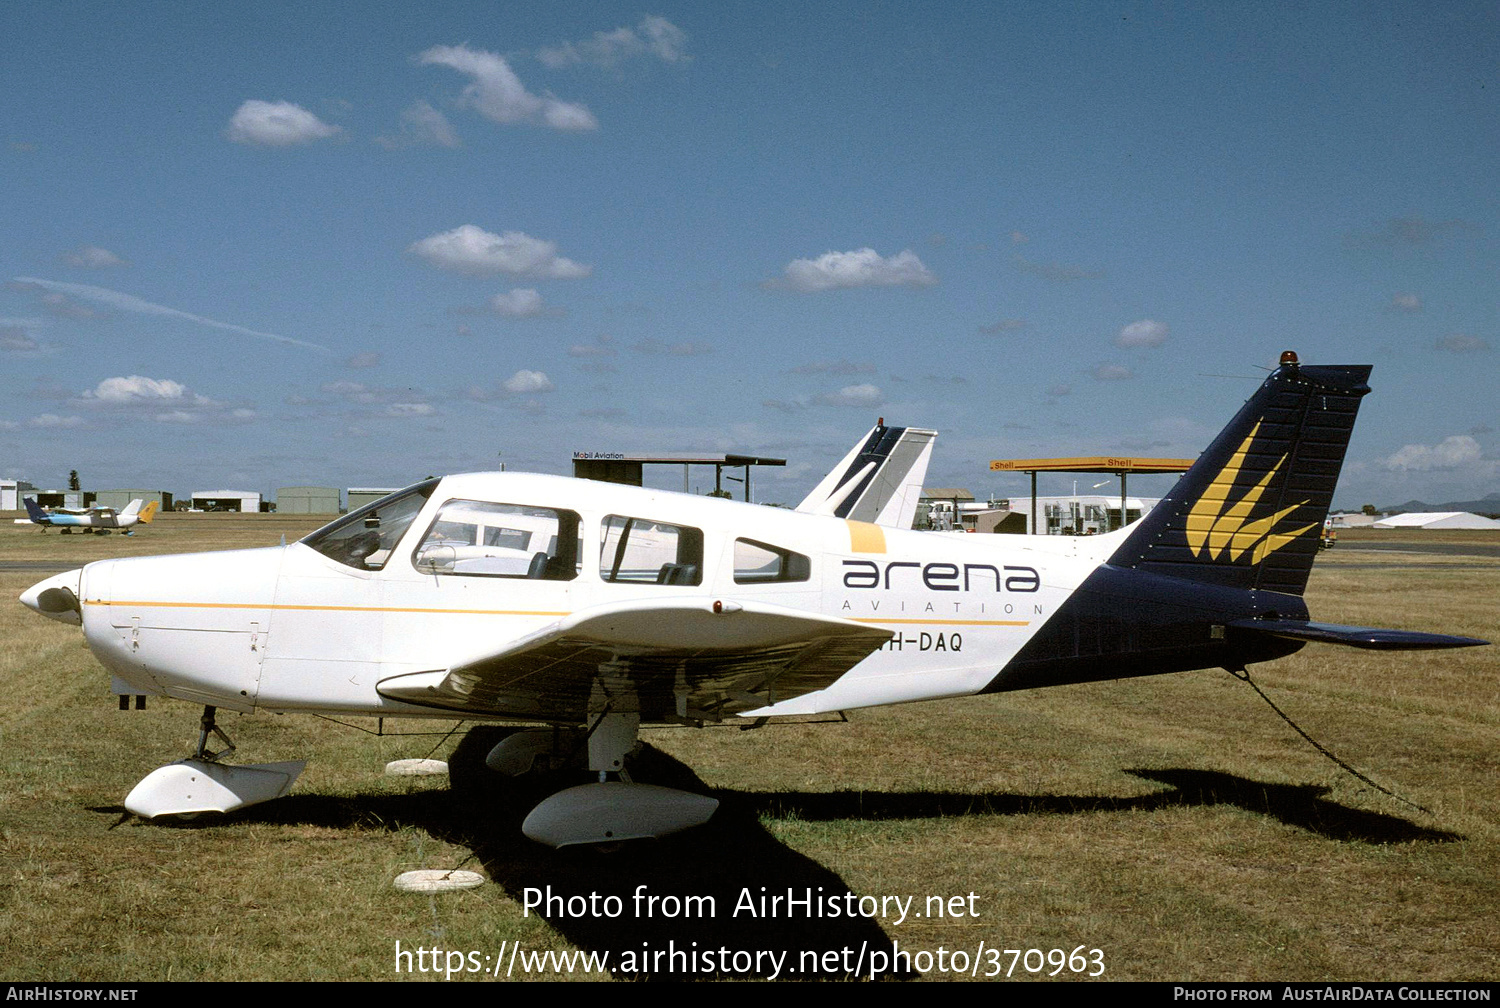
left=41, top=471, right=1304, bottom=725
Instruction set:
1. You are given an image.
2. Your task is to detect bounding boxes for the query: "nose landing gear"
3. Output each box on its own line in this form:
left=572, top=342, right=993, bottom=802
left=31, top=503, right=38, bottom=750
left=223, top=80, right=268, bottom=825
left=122, top=706, right=305, bottom=820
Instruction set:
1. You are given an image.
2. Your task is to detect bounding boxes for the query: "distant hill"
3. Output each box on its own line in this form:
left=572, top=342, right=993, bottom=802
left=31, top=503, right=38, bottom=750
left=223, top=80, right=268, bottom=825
left=1338, top=492, right=1500, bottom=517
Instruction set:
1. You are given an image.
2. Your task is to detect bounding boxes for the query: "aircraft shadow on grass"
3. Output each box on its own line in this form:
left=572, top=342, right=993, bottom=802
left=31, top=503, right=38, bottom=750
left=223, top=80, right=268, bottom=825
left=89, top=743, right=1456, bottom=980
left=725, top=766, right=1459, bottom=845
left=96, top=733, right=910, bottom=980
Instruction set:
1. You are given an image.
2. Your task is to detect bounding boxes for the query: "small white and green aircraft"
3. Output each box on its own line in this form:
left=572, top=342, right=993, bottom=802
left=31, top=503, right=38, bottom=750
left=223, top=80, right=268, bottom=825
left=23, top=497, right=159, bottom=534
left=19, top=353, right=1485, bottom=845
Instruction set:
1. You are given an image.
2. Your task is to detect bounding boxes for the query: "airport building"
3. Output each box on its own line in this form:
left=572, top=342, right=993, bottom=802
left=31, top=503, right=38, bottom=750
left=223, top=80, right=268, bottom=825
left=94, top=490, right=174, bottom=511
left=29, top=489, right=87, bottom=510
left=1008, top=495, right=1159, bottom=535
left=919, top=490, right=1023, bottom=533
left=347, top=487, right=401, bottom=511
left=1371, top=511, right=1500, bottom=530
left=1, top=479, right=38, bottom=510
left=919, top=489, right=1156, bottom=535
left=277, top=486, right=341, bottom=514
left=190, top=490, right=262, bottom=513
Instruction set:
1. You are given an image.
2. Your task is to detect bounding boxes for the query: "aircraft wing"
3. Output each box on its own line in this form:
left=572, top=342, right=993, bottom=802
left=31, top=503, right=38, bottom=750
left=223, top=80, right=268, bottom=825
left=376, top=598, right=893, bottom=723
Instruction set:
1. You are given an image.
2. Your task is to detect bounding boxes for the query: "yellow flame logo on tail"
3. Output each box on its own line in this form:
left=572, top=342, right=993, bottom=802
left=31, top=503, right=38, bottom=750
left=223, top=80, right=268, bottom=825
left=1184, top=421, right=1315, bottom=564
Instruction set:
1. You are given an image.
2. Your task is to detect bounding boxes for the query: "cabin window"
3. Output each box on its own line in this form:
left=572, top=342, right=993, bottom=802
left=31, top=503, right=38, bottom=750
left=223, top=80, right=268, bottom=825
left=599, top=515, right=703, bottom=585
left=733, top=539, right=811, bottom=584
left=413, top=500, right=580, bottom=579
left=302, top=479, right=439, bottom=571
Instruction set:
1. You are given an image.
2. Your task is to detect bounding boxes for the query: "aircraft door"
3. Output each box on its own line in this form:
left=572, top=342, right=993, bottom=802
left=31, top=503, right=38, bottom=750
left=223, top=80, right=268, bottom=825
left=259, top=479, right=439, bottom=712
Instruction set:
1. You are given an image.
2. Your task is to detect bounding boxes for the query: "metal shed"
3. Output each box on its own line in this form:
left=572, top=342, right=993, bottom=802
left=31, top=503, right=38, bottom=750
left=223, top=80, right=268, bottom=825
left=276, top=486, right=341, bottom=514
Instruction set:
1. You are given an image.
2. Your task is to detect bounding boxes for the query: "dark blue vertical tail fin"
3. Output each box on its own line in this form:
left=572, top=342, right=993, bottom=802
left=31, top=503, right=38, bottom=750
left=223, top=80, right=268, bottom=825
left=1109, top=353, right=1371, bottom=597
left=23, top=497, right=51, bottom=525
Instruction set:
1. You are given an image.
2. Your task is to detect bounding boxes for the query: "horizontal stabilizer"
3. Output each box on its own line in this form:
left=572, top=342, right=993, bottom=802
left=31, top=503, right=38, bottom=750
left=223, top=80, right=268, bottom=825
left=1228, top=618, right=1488, bottom=651
left=797, top=423, right=937, bottom=528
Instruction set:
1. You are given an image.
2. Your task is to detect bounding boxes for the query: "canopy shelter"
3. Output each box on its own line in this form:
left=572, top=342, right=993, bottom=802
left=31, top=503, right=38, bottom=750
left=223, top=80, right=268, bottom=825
left=988, top=456, right=1194, bottom=534
left=572, top=452, right=786, bottom=502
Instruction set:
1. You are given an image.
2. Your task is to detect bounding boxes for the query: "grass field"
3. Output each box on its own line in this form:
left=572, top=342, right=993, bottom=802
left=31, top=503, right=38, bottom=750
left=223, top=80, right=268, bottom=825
left=0, top=516, right=1495, bottom=981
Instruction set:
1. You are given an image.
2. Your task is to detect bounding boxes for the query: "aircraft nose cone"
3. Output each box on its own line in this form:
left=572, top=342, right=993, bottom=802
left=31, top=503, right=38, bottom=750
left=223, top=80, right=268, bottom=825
left=20, top=568, right=83, bottom=625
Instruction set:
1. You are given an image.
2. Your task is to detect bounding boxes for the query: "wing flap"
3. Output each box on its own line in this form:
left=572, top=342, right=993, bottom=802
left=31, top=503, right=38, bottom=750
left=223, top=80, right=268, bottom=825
left=376, top=598, right=892, bottom=722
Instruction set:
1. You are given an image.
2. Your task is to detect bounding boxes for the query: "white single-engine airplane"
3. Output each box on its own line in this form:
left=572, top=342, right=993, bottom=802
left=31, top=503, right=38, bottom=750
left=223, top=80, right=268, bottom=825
left=19, top=353, right=1487, bottom=846
left=23, top=497, right=159, bottom=535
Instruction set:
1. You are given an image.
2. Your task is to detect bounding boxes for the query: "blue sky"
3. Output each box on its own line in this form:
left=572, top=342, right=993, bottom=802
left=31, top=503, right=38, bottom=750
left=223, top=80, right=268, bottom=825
left=2, top=2, right=1495, bottom=509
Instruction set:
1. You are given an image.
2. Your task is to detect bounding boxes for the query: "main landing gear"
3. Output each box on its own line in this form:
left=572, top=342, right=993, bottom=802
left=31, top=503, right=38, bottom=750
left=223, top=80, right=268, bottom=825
left=484, top=668, right=719, bottom=848
left=123, top=706, right=305, bottom=820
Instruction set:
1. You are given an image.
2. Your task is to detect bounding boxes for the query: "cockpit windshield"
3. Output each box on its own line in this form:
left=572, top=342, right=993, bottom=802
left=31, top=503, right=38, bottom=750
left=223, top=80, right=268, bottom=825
left=301, top=479, right=439, bottom=570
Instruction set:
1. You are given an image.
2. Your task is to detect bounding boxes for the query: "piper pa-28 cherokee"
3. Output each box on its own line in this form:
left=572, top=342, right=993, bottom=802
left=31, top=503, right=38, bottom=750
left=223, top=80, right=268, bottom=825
left=23, top=496, right=158, bottom=535
left=19, top=353, right=1487, bottom=846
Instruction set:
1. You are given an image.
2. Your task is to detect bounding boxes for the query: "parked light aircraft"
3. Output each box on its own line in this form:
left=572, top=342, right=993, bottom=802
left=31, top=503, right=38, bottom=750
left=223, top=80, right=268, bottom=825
left=18, top=353, right=1487, bottom=846
left=23, top=497, right=159, bottom=535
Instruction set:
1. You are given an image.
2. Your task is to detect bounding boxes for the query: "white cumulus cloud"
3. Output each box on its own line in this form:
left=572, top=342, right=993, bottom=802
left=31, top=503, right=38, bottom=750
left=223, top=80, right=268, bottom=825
left=88, top=375, right=195, bottom=403
left=375, top=100, right=461, bottom=149
left=537, top=16, right=689, bottom=68
left=490, top=288, right=557, bottom=318
left=818, top=383, right=884, bottom=407
left=153, top=410, right=202, bottom=424
left=30, top=413, right=85, bottom=428
left=409, top=225, right=591, bottom=279
left=1381, top=435, right=1483, bottom=471
left=385, top=402, right=437, bottom=418
left=76, top=375, right=252, bottom=425
left=64, top=245, right=127, bottom=268
left=226, top=100, right=341, bottom=146
left=1116, top=319, right=1169, bottom=348
left=502, top=369, right=554, bottom=394
left=417, top=45, right=598, bottom=132
left=771, top=248, right=936, bottom=293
